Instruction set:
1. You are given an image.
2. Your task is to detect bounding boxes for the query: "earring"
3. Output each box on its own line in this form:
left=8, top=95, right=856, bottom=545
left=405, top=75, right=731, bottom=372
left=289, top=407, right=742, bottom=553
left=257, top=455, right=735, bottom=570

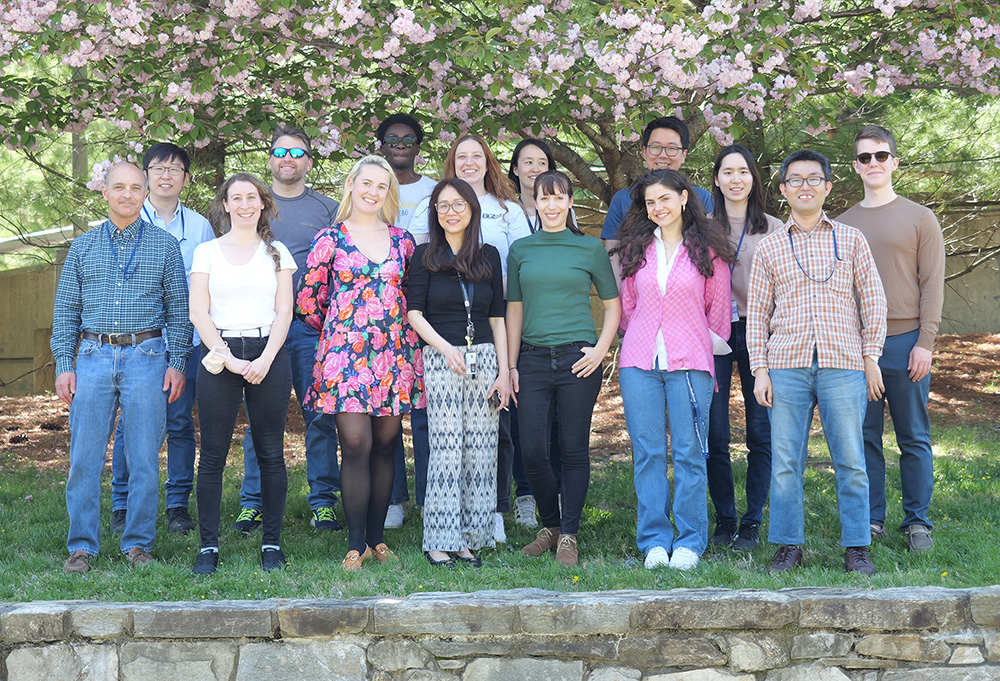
left=682, top=203, right=687, bottom=212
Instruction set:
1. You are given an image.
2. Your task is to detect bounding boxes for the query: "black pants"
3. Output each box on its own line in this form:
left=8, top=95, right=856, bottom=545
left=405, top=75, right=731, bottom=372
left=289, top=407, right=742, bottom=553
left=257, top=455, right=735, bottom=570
left=196, top=338, right=290, bottom=548
left=516, top=342, right=602, bottom=535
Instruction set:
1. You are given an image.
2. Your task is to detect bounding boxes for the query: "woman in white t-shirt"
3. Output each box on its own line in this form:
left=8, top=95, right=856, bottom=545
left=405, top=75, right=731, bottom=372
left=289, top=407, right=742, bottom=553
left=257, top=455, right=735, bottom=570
left=188, top=173, right=296, bottom=576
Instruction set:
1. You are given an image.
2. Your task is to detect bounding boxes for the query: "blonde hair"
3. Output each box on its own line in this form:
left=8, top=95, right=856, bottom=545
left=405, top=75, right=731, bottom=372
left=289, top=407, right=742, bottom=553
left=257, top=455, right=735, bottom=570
left=334, top=155, right=400, bottom=225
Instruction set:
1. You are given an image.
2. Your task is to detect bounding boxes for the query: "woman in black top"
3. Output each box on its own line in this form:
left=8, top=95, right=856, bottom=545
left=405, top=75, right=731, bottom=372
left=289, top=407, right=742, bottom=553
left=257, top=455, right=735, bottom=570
left=407, top=178, right=509, bottom=566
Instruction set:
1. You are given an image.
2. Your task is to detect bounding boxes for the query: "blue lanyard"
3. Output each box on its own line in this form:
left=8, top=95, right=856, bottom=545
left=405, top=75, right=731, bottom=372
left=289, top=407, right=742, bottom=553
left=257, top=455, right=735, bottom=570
left=143, top=205, right=186, bottom=244
left=106, top=220, right=145, bottom=281
left=729, top=227, right=748, bottom=275
left=788, top=226, right=841, bottom=283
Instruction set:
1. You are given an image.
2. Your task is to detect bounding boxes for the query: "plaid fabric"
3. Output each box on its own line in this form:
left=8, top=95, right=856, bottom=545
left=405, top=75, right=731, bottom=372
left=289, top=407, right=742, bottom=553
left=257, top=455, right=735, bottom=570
left=747, top=213, right=886, bottom=373
left=51, top=219, right=192, bottom=373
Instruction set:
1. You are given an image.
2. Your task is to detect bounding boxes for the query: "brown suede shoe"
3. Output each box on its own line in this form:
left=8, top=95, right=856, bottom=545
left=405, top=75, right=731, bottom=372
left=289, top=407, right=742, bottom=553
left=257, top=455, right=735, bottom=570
left=905, top=525, right=933, bottom=553
left=341, top=546, right=372, bottom=572
left=371, top=543, right=400, bottom=563
left=63, top=549, right=92, bottom=574
left=555, top=534, right=578, bottom=567
left=522, top=526, right=560, bottom=557
left=127, top=547, right=154, bottom=567
left=844, top=546, right=877, bottom=574
left=767, top=544, right=803, bottom=573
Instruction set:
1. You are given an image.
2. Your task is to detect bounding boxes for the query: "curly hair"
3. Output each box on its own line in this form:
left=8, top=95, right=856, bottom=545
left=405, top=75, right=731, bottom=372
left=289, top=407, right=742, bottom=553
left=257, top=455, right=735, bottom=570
left=208, top=173, right=282, bottom=270
left=612, top=169, right=735, bottom=279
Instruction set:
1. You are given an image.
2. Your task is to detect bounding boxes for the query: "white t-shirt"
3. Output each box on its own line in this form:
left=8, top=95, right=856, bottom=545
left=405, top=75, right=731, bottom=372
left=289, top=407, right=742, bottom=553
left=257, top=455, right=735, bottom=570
left=191, top=239, right=296, bottom=331
left=396, top=175, right=437, bottom=233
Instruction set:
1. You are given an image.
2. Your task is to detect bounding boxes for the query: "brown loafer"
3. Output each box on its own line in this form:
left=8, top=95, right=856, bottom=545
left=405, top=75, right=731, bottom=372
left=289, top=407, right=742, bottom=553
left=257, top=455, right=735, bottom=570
left=371, top=543, right=399, bottom=563
left=555, top=534, right=578, bottom=567
left=522, top=526, right=560, bottom=557
left=342, top=546, right=372, bottom=572
left=905, top=525, right=933, bottom=553
left=127, top=547, right=154, bottom=567
left=63, top=549, right=92, bottom=574
left=844, top=546, right=877, bottom=574
left=767, top=544, right=803, bottom=573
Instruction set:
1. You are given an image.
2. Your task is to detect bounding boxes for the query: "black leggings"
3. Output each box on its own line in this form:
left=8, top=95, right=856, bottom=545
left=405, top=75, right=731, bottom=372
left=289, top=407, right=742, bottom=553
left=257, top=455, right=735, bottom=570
left=336, top=413, right=402, bottom=553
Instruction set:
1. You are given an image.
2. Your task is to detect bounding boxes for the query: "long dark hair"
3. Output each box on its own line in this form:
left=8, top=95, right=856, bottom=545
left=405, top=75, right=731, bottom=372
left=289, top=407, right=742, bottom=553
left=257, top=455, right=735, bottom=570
left=507, top=138, right=556, bottom=194
left=711, top=144, right=769, bottom=236
left=422, top=178, right=493, bottom=283
left=208, top=173, right=282, bottom=270
left=532, top=170, right=584, bottom=236
left=613, top=169, right=735, bottom=279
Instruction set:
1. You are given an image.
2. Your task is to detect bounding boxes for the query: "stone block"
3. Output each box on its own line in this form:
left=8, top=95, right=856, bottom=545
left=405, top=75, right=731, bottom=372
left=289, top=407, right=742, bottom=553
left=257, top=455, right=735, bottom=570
left=855, top=634, right=949, bottom=662
left=7, top=643, right=116, bottom=681
left=235, top=641, right=367, bottom=681
left=132, top=602, right=274, bottom=639
left=796, top=588, right=965, bottom=630
left=636, top=590, right=794, bottom=630
left=986, top=632, right=1000, bottom=662
left=765, top=664, right=852, bottom=681
left=368, top=639, right=432, bottom=671
left=70, top=604, right=131, bottom=639
left=950, top=646, right=986, bottom=665
left=646, top=671, right=755, bottom=681
left=791, top=633, right=854, bottom=659
left=437, top=659, right=465, bottom=670
left=463, top=658, right=584, bottom=681
left=420, top=639, right=514, bottom=657
left=1, top=602, right=68, bottom=643
left=820, top=658, right=897, bottom=669
left=587, top=666, right=642, bottom=681
left=945, top=634, right=986, bottom=645
left=374, top=596, right=517, bottom=635
left=120, top=642, right=237, bottom=681
left=276, top=599, right=370, bottom=636
left=402, top=671, right=456, bottom=681
left=725, top=634, right=790, bottom=672
left=519, top=596, right=634, bottom=635
left=883, top=669, right=1000, bottom=681
left=617, top=636, right=726, bottom=669
left=970, top=586, right=1000, bottom=626
left=520, top=636, right=618, bottom=661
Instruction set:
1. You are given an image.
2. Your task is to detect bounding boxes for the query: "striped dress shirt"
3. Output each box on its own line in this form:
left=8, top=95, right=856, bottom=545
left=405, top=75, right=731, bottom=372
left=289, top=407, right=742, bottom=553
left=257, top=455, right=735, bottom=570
left=746, top=213, right=886, bottom=373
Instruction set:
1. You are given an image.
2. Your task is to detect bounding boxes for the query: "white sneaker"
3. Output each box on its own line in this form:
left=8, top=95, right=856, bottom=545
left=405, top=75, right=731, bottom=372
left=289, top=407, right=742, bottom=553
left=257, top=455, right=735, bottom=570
left=644, top=546, right=671, bottom=569
left=384, top=504, right=405, bottom=529
left=514, top=495, right=538, bottom=528
left=494, top=512, right=507, bottom=543
left=668, top=547, right=701, bottom=571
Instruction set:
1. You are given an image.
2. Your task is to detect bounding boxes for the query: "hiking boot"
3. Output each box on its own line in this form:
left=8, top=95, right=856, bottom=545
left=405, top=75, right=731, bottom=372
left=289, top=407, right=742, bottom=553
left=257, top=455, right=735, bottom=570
left=383, top=504, right=405, bottom=529
left=261, top=547, right=287, bottom=571
left=844, top=546, right=877, bottom=574
left=555, top=534, right=578, bottom=567
left=110, top=509, right=126, bottom=534
left=310, top=506, right=341, bottom=531
left=167, top=507, right=195, bottom=533
left=127, top=547, right=153, bottom=567
left=63, top=549, right=92, bottom=574
left=192, top=550, right=219, bottom=575
left=522, top=526, right=560, bottom=557
left=767, top=544, right=803, bottom=573
left=514, top=495, right=538, bottom=528
left=906, top=525, right=933, bottom=553
left=733, top=522, right=760, bottom=551
left=710, top=519, right=738, bottom=547
left=231, top=507, right=262, bottom=535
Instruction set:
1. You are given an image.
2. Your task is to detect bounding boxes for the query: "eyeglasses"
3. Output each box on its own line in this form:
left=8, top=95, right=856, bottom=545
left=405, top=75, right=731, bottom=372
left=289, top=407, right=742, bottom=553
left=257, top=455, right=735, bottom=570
left=856, top=151, right=894, bottom=164
left=384, top=135, right=418, bottom=149
left=436, top=200, right=468, bottom=214
left=271, top=147, right=310, bottom=159
left=645, top=144, right=684, bottom=157
left=147, top=165, right=185, bottom=177
left=784, top=176, right=826, bottom=188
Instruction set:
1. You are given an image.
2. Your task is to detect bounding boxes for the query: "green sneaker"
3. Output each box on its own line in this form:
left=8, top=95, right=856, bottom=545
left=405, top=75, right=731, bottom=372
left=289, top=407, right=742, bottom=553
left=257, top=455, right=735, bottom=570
left=231, top=507, right=262, bottom=535
left=310, top=506, right=341, bottom=531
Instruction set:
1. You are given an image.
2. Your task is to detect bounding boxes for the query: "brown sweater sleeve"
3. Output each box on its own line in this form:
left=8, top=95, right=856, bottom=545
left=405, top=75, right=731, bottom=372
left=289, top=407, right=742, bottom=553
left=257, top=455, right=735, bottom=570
left=914, top=207, right=945, bottom=351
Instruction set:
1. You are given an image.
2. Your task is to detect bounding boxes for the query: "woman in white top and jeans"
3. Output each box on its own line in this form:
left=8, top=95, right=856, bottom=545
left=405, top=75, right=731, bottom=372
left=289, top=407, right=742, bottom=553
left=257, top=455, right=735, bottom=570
left=189, top=173, right=296, bottom=575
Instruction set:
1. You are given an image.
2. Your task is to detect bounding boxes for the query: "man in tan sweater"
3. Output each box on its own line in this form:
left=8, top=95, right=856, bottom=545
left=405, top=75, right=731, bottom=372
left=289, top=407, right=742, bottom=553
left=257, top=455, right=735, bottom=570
left=838, top=125, right=946, bottom=553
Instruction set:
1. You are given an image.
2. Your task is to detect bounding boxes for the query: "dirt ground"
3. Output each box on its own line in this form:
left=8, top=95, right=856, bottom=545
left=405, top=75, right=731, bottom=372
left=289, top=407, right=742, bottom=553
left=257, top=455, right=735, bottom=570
left=2, top=333, right=999, bottom=472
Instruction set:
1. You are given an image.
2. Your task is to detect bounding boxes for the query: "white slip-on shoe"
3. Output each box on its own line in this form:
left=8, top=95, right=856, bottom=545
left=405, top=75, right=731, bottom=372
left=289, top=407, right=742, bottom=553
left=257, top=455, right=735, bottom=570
left=668, top=547, right=701, bottom=571
left=644, top=546, right=670, bottom=569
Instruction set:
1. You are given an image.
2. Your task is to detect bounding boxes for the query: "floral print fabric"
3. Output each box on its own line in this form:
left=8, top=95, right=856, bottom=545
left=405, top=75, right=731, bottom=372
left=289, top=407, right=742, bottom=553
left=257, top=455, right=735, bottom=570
left=295, top=221, right=423, bottom=415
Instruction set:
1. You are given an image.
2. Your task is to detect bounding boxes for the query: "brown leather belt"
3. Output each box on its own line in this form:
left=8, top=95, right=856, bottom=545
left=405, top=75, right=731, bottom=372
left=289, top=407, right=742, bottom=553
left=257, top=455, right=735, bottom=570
left=82, top=329, right=163, bottom=346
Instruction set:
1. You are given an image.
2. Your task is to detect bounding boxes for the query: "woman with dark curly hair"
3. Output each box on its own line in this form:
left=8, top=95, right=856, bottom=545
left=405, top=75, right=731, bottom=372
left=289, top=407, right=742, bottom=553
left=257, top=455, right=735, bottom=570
left=613, top=169, right=734, bottom=571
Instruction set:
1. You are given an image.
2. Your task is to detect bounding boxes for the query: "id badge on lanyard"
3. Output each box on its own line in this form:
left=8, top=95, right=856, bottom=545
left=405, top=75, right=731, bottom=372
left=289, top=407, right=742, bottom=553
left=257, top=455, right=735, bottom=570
left=732, top=299, right=740, bottom=323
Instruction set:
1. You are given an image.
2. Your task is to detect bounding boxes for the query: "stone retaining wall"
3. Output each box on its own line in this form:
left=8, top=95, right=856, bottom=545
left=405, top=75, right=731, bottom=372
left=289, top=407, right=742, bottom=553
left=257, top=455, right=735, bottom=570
left=2, top=587, right=1000, bottom=680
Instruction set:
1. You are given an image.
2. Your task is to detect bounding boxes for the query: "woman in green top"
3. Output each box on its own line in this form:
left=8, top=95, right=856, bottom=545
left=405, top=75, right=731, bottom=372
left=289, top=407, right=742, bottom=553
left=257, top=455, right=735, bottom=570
left=506, top=170, right=621, bottom=568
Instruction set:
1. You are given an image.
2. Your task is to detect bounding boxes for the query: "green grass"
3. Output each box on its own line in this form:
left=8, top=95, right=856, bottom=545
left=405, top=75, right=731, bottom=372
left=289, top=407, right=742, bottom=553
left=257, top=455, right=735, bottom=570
left=1, top=422, right=999, bottom=602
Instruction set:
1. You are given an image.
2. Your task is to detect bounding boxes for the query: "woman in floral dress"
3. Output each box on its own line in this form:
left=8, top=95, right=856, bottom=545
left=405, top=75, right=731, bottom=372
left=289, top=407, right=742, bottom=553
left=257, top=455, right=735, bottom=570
left=295, top=155, right=422, bottom=571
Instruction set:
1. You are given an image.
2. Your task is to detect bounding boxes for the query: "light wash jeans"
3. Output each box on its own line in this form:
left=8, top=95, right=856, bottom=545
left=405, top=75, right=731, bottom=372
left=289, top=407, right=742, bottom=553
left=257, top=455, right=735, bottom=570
left=66, top=336, right=167, bottom=555
left=621, top=366, right=713, bottom=557
left=768, top=354, right=871, bottom=548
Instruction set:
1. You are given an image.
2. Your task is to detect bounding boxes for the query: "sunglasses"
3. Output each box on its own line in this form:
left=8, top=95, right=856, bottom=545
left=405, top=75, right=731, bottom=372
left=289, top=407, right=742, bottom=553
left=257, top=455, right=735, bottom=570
left=383, top=135, right=418, bottom=149
left=271, top=147, right=310, bottom=159
left=856, top=151, right=893, bottom=164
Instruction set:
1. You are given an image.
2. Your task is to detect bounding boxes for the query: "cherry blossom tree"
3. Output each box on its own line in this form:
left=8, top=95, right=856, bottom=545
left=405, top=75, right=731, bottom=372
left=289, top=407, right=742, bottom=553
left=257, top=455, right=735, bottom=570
left=2, top=0, right=998, bottom=203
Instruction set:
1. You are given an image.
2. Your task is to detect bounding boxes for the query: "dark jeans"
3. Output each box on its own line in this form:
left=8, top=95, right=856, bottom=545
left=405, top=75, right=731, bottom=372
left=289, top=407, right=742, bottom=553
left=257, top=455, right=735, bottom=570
left=509, top=402, right=563, bottom=502
left=516, top=342, right=602, bottom=535
left=196, top=338, right=290, bottom=548
left=390, top=407, right=429, bottom=505
left=707, top=319, right=772, bottom=526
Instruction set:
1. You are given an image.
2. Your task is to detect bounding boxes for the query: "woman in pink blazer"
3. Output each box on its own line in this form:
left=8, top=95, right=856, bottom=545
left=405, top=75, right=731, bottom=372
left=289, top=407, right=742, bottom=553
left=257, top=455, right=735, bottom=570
left=613, top=169, right=734, bottom=571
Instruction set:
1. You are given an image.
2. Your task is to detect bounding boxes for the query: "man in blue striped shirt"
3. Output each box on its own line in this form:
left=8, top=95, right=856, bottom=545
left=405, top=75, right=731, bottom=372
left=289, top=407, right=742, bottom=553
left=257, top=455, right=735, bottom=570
left=52, top=162, right=193, bottom=574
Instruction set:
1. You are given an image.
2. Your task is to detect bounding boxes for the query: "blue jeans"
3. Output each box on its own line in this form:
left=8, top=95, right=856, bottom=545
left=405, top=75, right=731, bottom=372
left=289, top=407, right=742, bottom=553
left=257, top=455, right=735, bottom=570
left=621, top=366, right=712, bottom=556
left=389, top=407, right=429, bottom=505
left=768, top=354, right=871, bottom=548
left=110, top=350, right=199, bottom=511
left=241, top=320, right=340, bottom=510
left=707, top=320, right=771, bottom=526
left=66, top=336, right=168, bottom=555
left=864, top=329, right=933, bottom=529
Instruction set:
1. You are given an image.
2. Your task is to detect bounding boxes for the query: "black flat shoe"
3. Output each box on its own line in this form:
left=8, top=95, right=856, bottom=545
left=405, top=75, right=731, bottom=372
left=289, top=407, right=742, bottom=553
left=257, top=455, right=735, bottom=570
left=424, top=551, right=455, bottom=567
left=455, top=552, right=482, bottom=568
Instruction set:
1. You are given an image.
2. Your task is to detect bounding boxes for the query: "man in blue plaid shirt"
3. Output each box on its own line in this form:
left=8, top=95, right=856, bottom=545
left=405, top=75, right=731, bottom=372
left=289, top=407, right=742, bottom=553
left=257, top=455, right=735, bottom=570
left=51, top=162, right=193, bottom=574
